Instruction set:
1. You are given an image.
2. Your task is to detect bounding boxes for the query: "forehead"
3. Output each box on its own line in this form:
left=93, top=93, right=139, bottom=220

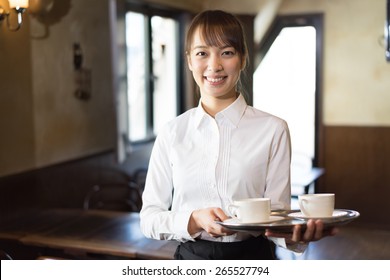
left=190, top=26, right=231, bottom=49
left=190, top=28, right=205, bottom=46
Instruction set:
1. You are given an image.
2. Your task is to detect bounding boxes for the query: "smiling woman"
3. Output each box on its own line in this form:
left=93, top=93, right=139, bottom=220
left=139, top=10, right=337, bottom=260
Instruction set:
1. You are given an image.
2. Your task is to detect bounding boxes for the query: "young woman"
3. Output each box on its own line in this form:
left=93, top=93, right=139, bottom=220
left=140, top=10, right=336, bottom=260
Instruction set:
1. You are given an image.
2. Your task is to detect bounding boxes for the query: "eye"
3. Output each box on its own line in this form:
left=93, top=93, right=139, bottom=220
left=222, top=49, right=236, bottom=56
left=195, top=51, right=207, bottom=57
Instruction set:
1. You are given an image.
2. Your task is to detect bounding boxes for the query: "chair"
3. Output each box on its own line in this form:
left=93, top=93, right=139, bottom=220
left=83, top=182, right=142, bottom=212
left=132, top=168, right=148, bottom=193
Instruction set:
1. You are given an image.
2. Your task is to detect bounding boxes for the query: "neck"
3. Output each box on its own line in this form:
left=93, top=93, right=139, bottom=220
left=201, top=93, right=239, bottom=117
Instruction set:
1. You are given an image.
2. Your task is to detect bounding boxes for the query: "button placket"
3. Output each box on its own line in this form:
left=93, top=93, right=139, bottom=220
left=207, top=118, right=220, bottom=203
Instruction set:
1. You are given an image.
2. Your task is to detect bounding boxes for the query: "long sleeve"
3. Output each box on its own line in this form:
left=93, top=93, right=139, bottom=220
left=140, top=126, right=195, bottom=242
left=264, top=119, right=292, bottom=210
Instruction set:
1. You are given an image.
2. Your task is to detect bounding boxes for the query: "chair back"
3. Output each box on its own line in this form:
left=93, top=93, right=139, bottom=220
left=132, top=168, right=148, bottom=193
left=83, top=182, right=142, bottom=212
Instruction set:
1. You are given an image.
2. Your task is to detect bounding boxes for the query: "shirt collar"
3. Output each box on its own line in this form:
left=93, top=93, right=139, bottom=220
left=194, top=94, right=247, bottom=129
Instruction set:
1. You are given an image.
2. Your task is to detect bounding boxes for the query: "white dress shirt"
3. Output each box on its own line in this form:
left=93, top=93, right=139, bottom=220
left=140, top=94, right=291, bottom=243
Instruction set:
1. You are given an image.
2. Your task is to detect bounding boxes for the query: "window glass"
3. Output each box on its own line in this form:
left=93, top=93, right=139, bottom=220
left=125, top=12, right=178, bottom=142
left=254, top=26, right=316, bottom=162
left=126, top=12, right=147, bottom=142
left=151, top=16, right=178, bottom=135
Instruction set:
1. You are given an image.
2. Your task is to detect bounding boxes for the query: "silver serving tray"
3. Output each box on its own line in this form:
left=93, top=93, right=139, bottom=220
left=216, top=209, right=360, bottom=233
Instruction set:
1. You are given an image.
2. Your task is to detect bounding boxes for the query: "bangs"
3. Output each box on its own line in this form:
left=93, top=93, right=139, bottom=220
left=197, top=23, right=237, bottom=49
left=185, top=10, right=247, bottom=58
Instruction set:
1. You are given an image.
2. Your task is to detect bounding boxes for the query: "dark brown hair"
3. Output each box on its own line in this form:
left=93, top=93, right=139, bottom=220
left=185, top=10, right=248, bottom=69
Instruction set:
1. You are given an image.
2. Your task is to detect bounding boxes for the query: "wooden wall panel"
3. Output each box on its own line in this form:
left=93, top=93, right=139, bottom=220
left=0, top=145, right=152, bottom=214
left=320, top=126, right=390, bottom=229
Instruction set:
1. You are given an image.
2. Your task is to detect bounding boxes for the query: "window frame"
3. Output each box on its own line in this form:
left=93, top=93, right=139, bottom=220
left=124, top=3, right=187, bottom=145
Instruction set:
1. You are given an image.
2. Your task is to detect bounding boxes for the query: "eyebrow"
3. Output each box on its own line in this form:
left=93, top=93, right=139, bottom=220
left=192, top=45, right=233, bottom=51
left=192, top=45, right=208, bottom=50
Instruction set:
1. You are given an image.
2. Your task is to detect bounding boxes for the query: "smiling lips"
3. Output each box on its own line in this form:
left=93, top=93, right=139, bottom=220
left=205, top=76, right=226, bottom=85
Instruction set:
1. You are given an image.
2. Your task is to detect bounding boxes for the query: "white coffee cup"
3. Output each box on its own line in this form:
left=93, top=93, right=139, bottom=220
left=298, top=193, right=335, bottom=217
left=228, top=198, right=271, bottom=223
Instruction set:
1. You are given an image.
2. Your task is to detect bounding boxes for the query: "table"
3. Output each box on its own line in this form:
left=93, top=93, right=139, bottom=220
left=0, top=209, right=178, bottom=260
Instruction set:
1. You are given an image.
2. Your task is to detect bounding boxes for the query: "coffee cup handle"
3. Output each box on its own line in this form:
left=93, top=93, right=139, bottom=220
left=228, top=205, right=238, bottom=218
left=298, top=198, right=310, bottom=217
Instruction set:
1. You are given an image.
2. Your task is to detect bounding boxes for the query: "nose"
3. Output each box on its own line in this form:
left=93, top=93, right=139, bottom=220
left=207, top=55, right=222, bottom=72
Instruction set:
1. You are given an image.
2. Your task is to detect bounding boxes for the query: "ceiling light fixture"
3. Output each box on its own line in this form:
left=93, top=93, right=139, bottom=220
left=0, top=0, right=29, bottom=32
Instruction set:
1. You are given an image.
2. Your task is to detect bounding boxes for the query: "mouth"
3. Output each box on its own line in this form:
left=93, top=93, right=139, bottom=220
left=204, top=76, right=227, bottom=85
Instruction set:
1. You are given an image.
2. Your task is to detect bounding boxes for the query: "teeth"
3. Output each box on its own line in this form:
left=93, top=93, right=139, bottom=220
left=207, top=77, right=224, bottom=83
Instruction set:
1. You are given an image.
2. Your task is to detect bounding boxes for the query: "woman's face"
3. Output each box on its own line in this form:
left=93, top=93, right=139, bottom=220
left=187, top=28, right=244, bottom=100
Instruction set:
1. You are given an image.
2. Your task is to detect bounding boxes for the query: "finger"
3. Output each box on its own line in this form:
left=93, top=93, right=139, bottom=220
left=215, top=221, right=236, bottom=235
left=291, top=224, right=302, bottom=242
left=303, top=219, right=316, bottom=241
left=222, top=228, right=236, bottom=235
left=317, top=226, right=339, bottom=238
left=314, top=220, right=324, bottom=240
left=218, top=224, right=235, bottom=235
left=213, top=208, right=230, bottom=221
left=208, top=224, right=233, bottom=237
left=330, top=227, right=339, bottom=236
left=265, top=229, right=288, bottom=239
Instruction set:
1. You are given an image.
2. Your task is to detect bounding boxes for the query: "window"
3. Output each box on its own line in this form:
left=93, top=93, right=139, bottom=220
left=254, top=25, right=316, bottom=161
left=253, top=14, right=323, bottom=169
left=125, top=9, right=181, bottom=142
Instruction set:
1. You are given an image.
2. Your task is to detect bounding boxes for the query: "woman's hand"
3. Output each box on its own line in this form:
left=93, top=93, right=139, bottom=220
left=265, top=219, right=338, bottom=245
left=188, top=207, right=235, bottom=238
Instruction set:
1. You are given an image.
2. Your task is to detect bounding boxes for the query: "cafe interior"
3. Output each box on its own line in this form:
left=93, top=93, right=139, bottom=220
left=0, top=0, right=390, bottom=260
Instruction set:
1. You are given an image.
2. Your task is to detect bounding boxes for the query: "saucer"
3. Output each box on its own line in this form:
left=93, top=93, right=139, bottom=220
left=223, top=216, right=285, bottom=225
left=216, top=216, right=305, bottom=232
left=288, top=210, right=349, bottom=220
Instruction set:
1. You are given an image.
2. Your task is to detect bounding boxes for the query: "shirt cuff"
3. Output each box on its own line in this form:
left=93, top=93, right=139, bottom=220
left=268, top=237, right=309, bottom=254
left=173, top=210, right=199, bottom=242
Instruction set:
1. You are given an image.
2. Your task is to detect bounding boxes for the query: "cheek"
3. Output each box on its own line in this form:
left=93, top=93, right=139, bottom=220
left=226, top=65, right=242, bottom=79
left=229, top=60, right=243, bottom=76
left=191, top=66, right=206, bottom=81
left=189, top=63, right=202, bottom=82
left=189, top=60, right=202, bottom=72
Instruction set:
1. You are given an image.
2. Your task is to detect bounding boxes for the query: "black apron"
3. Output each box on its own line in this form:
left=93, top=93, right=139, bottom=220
left=174, top=235, right=276, bottom=260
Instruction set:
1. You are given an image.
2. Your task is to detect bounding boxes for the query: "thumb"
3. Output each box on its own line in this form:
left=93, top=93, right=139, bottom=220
left=213, top=208, right=230, bottom=221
